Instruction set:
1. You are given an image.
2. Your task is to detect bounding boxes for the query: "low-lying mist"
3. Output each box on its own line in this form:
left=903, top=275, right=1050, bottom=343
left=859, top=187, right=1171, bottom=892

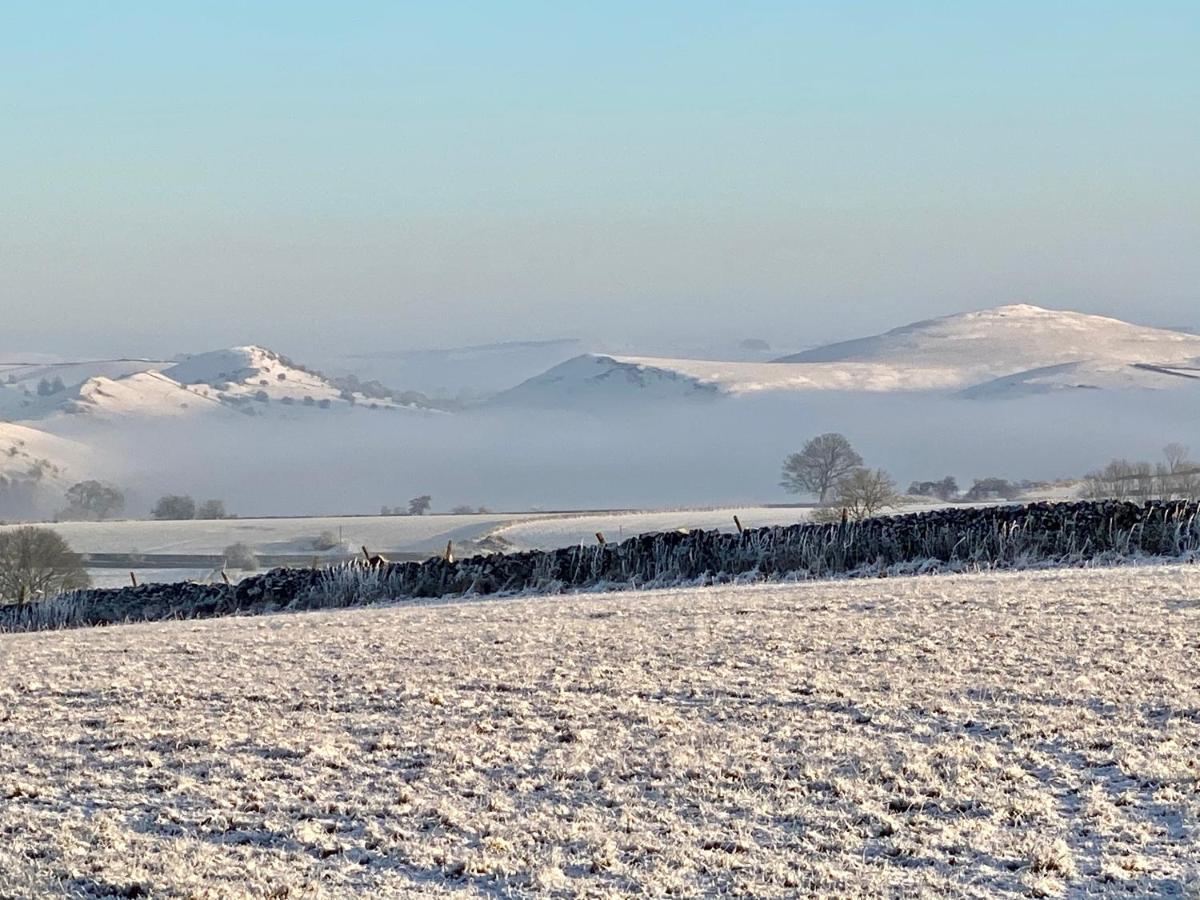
left=79, top=390, right=1200, bottom=517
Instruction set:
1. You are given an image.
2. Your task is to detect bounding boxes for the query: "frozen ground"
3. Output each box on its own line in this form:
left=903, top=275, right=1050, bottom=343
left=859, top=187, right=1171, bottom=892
left=1, top=564, right=1198, bottom=897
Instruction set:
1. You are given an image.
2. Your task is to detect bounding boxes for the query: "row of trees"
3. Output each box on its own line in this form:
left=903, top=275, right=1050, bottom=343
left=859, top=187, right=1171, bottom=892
left=1082, top=444, right=1200, bottom=502
left=381, top=496, right=432, bottom=516
left=780, top=433, right=1044, bottom=518
left=908, top=476, right=1026, bottom=502
left=54, top=482, right=231, bottom=521
left=152, top=495, right=229, bottom=520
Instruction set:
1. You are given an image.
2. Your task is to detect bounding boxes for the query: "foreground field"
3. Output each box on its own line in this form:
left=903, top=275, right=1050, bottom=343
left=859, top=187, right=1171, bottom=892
left=1, top=566, right=1198, bottom=897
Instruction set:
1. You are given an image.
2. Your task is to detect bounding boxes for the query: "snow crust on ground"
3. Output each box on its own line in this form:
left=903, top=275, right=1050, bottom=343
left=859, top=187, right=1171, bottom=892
left=1, top=564, right=1198, bottom=897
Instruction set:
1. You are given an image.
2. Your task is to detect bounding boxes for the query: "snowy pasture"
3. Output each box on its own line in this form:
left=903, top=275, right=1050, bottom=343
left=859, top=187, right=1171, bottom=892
left=486, top=506, right=814, bottom=552
left=2, top=506, right=820, bottom=565
left=1, top=564, right=1198, bottom=896
left=10, top=513, right=523, bottom=558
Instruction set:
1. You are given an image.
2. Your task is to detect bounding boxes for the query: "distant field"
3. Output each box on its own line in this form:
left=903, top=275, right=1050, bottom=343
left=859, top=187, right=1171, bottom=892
left=86, top=567, right=234, bottom=590
left=3, top=513, right=525, bottom=557
left=1, top=564, right=1196, bottom=896
left=487, top=505, right=813, bottom=552
left=7, top=497, right=1079, bottom=590
left=4, top=506, right=816, bottom=580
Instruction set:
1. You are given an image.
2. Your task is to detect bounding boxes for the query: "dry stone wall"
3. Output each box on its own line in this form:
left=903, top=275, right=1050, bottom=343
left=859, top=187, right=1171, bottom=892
left=3, top=500, right=1198, bottom=633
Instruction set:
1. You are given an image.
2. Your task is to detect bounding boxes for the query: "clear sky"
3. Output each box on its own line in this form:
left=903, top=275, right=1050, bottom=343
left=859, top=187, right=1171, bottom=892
left=2, top=2, right=1197, bottom=358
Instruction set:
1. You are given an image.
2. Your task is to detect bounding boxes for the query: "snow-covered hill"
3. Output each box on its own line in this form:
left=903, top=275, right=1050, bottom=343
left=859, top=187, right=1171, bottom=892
left=0, top=423, right=90, bottom=517
left=161, top=346, right=346, bottom=406
left=961, top=359, right=1200, bottom=399
left=489, top=354, right=972, bottom=406
left=493, top=305, right=1200, bottom=408
left=0, top=344, right=442, bottom=516
left=4, top=345, right=435, bottom=427
left=4, top=305, right=1199, bottom=521
left=774, top=304, right=1200, bottom=376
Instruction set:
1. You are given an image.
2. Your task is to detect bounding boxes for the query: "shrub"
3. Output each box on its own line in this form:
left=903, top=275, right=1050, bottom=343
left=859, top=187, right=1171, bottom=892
left=0, top=527, right=90, bottom=603
left=152, top=495, right=196, bottom=520
left=196, top=499, right=226, bottom=520
left=223, top=542, right=258, bottom=570
left=311, top=530, right=341, bottom=551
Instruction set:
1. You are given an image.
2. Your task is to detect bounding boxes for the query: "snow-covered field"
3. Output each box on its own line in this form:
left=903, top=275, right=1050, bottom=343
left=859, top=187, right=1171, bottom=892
left=2, top=564, right=1197, bottom=896
left=2, top=507, right=823, bottom=563
left=489, top=505, right=813, bottom=552
left=14, top=513, right=527, bottom=558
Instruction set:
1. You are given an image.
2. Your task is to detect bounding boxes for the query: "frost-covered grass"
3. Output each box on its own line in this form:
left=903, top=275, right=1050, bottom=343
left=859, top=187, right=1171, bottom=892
left=1, top=565, right=1199, bottom=897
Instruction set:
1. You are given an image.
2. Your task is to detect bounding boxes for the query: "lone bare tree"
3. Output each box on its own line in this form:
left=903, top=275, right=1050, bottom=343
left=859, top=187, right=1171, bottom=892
left=0, top=527, right=90, bottom=603
left=834, top=468, right=899, bottom=520
left=407, top=495, right=432, bottom=516
left=781, top=433, right=863, bottom=502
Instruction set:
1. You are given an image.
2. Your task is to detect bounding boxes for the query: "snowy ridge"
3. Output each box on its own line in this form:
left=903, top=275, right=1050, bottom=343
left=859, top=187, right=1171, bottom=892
left=491, top=353, right=967, bottom=405
left=775, top=303, right=1200, bottom=374
left=493, top=305, right=1200, bottom=407
left=0, top=423, right=87, bottom=494
left=162, top=346, right=346, bottom=406
left=962, top=359, right=1200, bottom=399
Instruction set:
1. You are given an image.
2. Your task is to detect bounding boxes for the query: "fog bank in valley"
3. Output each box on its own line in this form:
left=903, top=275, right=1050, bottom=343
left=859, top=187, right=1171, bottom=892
left=75, top=389, right=1200, bottom=517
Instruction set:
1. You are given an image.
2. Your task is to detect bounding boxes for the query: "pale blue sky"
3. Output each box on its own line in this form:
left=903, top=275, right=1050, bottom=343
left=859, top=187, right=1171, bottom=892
left=2, top=2, right=1197, bottom=357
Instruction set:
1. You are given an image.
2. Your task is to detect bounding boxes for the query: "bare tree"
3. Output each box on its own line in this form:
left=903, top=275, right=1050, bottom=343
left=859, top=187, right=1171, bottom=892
left=781, top=433, right=863, bottom=502
left=1161, top=444, right=1200, bottom=500
left=0, top=527, right=90, bottom=603
left=407, top=495, right=432, bottom=516
left=1081, top=453, right=1197, bottom=502
left=833, top=468, right=899, bottom=520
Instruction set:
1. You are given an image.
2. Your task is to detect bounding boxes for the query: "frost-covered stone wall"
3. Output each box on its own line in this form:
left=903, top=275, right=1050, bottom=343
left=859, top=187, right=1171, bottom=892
left=4, top=500, right=1199, bottom=633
